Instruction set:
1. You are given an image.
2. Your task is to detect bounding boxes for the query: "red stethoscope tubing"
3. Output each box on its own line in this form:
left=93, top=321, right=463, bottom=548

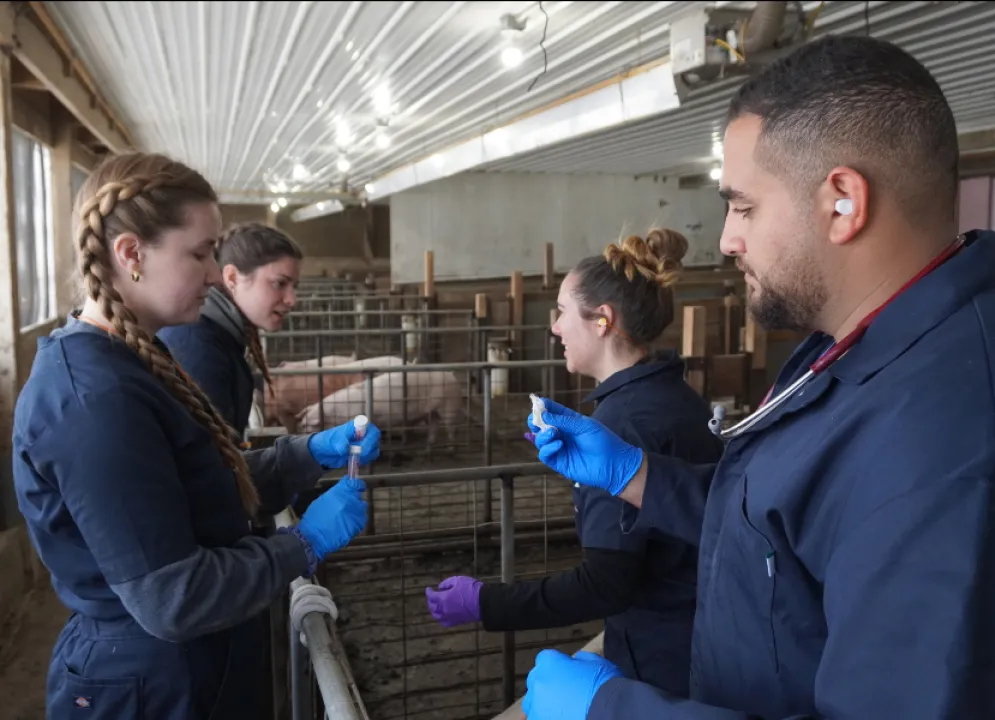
left=743, top=234, right=967, bottom=426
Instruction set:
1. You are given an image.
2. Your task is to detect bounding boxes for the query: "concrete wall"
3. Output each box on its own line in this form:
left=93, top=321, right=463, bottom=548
left=219, top=203, right=390, bottom=276
left=390, top=171, right=728, bottom=284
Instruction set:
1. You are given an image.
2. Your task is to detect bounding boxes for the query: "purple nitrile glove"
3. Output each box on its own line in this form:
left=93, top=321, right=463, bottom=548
left=425, top=575, right=483, bottom=627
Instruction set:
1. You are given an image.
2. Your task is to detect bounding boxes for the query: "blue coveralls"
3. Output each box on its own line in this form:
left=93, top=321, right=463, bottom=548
left=159, top=286, right=259, bottom=434
left=577, top=353, right=722, bottom=694
left=587, top=229, right=995, bottom=718
left=13, top=315, right=325, bottom=719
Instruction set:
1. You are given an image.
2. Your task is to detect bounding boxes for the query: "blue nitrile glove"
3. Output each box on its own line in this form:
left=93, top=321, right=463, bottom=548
left=522, top=650, right=624, bottom=720
left=527, top=397, right=643, bottom=496
left=307, top=419, right=381, bottom=469
left=296, top=477, right=368, bottom=558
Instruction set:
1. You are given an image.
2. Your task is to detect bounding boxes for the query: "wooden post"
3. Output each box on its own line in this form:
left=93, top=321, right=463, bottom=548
left=50, top=107, right=75, bottom=319
left=509, top=270, right=524, bottom=346
left=682, top=305, right=707, bottom=396
left=423, top=250, right=435, bottom=299
left=543, top=242, right=555, bottom=289
left=0, top=48, right=20, bottom=529
left=474, top=292, right=489, bottom=320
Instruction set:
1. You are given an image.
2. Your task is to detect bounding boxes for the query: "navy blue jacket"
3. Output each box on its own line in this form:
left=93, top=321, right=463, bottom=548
left=159, top=287, right=259, bottom=436
left=588, top=230, right=995, bottom=719
left=480, top=352, right=722, bottom=695
left=13, top=315, right=322, bottom=719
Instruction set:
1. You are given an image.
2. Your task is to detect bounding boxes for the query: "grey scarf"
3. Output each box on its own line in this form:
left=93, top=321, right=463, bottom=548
left=201, top=286, right=248, bottom=347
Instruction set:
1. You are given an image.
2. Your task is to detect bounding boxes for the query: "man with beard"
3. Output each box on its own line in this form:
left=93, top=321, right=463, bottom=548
left=517, top=34, right=995, bottom=720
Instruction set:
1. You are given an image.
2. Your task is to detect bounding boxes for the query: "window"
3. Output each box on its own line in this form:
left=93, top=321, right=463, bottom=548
left=71, top=165, right=88, bottom=207
left=13, top=129, right=55, bottom=329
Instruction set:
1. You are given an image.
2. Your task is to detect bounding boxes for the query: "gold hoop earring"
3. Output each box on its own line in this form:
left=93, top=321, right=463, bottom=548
left=131, top=270, right=141, bottom=283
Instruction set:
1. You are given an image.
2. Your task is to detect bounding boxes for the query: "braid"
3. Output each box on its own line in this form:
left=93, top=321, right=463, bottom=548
left=76, top=175, right=261, bottom=517
left=245, top=323, right=275, bottom=398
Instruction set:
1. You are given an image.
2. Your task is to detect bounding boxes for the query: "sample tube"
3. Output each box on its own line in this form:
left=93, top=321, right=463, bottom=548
left=347, top=414, right=369, bottom=480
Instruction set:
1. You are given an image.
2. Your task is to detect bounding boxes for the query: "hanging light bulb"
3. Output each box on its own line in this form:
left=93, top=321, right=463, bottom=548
left=709, top=167, right=723, bottom=181
left=364, top=183, right=376, bottom=194
left=375, top=131, right=391, bottom=150
left=501, top=46, right=523, bottom=68
left=292, top=163, right=310, bottom=181
left=712, top=141, right=723, bottom=158
left=336, top=119, right=353, bottom=148
left=278, top=197, right=288, bottom=208
left=372, top=83, right=392, bottom=117
left=270, top=201, right=280, bottom=213
left=337, top=157, right=351, bottom=173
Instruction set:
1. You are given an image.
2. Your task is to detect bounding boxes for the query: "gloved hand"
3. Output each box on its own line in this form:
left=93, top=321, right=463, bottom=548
left=527, top=397, right=643, bottom=496
left=425, top=576, right=482, bottom=627
left=296, top=477, right=368, bottom=558
left=522, top=650, right=624, bottom=720
left=307, top=418, right=381, bottom=469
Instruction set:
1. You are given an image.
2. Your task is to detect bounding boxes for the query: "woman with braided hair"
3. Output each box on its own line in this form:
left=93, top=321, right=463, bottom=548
left=12, top=152, right=379, bottom=720
left=426, top=229, right=723, bottom=697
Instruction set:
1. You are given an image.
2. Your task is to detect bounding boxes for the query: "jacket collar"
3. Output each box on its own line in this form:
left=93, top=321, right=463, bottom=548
left=583, top=349, right=685, bottom=404
left=200, top=286, right=248, bottom=347
left=830, top=230, right=994, bottom=384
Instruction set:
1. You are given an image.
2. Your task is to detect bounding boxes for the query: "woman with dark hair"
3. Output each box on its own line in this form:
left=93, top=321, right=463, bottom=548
left=425, top=229, right=723, bottom=696
left=159, top=222, right=375, bottom=513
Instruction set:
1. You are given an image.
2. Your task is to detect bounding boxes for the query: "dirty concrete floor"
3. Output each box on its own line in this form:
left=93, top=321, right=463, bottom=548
left=0, top=581, right=67, bottom=720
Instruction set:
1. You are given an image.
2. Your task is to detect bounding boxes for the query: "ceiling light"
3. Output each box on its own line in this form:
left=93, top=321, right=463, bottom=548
left=373, top=84, right=392, bottom=116
left=365, top=183, right=375, bottom=194
left=712, top=142, right=723, bottom=158
left=337, top=157, right=351, bottom=173
left=292, top=164, right=310, bottom=181
left=270, top=201, right=280, bottom=213
left=430, top=154, right=444, bottom=168
left=375, top=132, right=391, bottom=149
left=501, top=46, right=523, bottom=68
left=336, top=119, right=353, bottom=147
left=709, top=167, right=723, bottom=181
left=275, top=181, right=287, bottom=193
left=278, top=197, right=288, bottom=207
left=316, top=100, right=323, bottom=108
left=346, top=41, right=354, bottom=52
left=352, top=51, right=359, bottom=61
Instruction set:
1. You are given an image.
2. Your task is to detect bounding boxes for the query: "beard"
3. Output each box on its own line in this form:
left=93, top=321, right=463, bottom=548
left=744, top=261, right=827, bottom=333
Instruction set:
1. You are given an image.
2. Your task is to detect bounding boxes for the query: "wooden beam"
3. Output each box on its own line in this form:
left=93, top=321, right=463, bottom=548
left=0, top=2, right=133, bottom=152
left=543, top=242, right=555, bottom=289
left=682, top=305, right=706, bottom=396
left=50, top=105, right=75, bottom=318
left=0, top=47, right=21, bottom=528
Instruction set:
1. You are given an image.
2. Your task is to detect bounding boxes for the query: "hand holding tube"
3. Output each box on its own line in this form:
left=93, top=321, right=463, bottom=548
left=296, top=477, right=368, bottom=558
left=307, top=418, right=381, bottom=469
left=527, top=397, right=644, bottom=496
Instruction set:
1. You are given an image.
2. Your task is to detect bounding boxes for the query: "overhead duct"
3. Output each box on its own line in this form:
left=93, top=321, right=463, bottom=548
left=669, top=1, right=818, bottom=99
left=741, top=1, right=789, bottom=55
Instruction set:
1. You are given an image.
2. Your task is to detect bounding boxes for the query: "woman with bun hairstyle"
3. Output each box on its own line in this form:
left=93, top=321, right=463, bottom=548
left=425, top=229, right=723, bottom=696
left=12, top=153, right=377, bottom=719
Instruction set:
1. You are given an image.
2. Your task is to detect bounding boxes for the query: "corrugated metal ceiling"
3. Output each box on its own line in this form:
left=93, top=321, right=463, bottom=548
left=43, top=1, right=995, bottom=195
left=481, top=0, right=995, bottom=176
left=43, top=0, right=717, bottom=196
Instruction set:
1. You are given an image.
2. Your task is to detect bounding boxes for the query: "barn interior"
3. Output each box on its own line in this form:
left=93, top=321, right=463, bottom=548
left=0, top=2, right=994, bottom=719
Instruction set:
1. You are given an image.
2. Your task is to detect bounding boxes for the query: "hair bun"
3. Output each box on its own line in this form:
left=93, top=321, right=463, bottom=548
left=603, top=228, right=688, bottom=288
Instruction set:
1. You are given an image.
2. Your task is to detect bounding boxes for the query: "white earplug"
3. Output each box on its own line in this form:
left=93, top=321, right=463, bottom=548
left=835, top=198, right=853, bottom=216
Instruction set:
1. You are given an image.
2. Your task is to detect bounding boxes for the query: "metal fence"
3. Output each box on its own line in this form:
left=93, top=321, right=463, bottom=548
left=265, top=462, right=600, bottom=720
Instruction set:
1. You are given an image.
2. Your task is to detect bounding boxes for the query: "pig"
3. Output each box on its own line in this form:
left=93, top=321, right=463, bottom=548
left=296, top=369, right=464, bottom=445
left=263, top=353, right=358, bottom=430
left=265, top=354, right=406, bottom=432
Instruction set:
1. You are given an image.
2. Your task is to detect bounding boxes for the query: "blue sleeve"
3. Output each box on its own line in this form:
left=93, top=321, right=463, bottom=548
left=243, top=436, right=325, bottom=515
left=29, top=389, right=310, bottom=643
left=589, top=475, right=995, bottom=720
left=626, top=453, right=716, bottom=548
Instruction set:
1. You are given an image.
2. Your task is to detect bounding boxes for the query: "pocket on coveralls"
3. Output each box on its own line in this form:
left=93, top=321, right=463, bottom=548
left=57, top=664, right=142, bottom=717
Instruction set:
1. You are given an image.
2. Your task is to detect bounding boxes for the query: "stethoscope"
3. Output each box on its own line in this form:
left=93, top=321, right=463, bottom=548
left=709, top=233, right=968, bottom=441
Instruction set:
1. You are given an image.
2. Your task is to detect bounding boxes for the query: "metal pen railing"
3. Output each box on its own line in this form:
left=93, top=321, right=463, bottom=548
left=261, top=459, right=589, bottom=720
